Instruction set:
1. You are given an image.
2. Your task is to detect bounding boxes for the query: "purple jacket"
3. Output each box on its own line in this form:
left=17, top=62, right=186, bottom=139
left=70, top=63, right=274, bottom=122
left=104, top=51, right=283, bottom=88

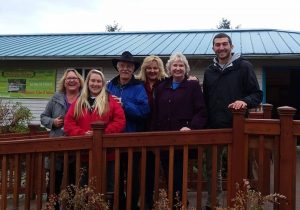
left=152, top=77, right=207, bottom=131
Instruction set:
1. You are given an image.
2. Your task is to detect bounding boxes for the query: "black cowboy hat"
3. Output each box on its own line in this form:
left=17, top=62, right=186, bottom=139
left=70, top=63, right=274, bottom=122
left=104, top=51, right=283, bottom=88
left=112, top=51, right=140, bottom=72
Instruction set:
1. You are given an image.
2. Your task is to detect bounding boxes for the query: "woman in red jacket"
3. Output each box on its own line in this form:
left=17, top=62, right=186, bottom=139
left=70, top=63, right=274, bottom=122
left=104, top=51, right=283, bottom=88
left=64, top=69, right=125, bottom=135
left=64, top=69, right=125, bottom=190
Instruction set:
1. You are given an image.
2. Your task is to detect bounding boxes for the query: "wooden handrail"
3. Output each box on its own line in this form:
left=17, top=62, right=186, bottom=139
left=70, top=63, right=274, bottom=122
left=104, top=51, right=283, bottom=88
left=0, top=104, right=298, bottom=210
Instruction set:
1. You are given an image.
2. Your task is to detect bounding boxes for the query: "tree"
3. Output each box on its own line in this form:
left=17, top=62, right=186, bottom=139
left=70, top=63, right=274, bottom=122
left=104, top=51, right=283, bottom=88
left=217, top=18, right=231, bottom=29
left=105, top=21, right=122, bottom=32
left=0, top=100, right=33, bottom=133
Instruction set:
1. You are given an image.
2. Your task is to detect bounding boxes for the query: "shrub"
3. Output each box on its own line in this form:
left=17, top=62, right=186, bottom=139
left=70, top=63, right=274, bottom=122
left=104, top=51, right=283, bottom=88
left=43, top=170, right=109, bottom=210
left=0, top=99, right=33, bottom=133
left=216, top=179, right=287, bottom=210
left=152, top=189, right=196, bottom=210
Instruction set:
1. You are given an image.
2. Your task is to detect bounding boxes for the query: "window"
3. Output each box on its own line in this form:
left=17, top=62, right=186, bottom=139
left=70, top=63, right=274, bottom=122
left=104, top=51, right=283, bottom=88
left=74, top=67, right=103, bottom=79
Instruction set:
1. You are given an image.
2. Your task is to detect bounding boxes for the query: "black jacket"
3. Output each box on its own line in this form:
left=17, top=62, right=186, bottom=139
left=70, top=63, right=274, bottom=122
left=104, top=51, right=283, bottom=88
left=203, top=55, right=263, bottom=128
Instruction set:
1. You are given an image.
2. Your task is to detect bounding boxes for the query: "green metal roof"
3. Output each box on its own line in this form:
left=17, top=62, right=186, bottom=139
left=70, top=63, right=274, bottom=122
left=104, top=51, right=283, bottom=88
left=1, top=29, right=300, bottom=60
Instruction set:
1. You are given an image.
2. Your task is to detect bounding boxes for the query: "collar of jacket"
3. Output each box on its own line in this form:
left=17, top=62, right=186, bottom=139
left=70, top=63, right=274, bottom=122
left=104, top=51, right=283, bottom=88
left=164, top=76, right=189, bottom=88
left=110, top=75, right=142, bottom=87
left=213, top=53, right=241, bottom=71
left=52, top=92, right=66, bottom=105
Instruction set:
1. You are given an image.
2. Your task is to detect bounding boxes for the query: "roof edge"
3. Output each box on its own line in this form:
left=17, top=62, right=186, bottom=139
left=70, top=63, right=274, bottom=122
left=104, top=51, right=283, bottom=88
left=1, top=54, right=300, bottom=61
left=1, top=28, right=300, bottom=37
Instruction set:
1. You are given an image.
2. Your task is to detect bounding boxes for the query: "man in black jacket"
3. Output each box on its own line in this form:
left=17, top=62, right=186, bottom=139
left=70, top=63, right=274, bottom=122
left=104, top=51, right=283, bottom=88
left=202, top=33, right=263, bottom=209
left=203, top=33, right=262, bottom=128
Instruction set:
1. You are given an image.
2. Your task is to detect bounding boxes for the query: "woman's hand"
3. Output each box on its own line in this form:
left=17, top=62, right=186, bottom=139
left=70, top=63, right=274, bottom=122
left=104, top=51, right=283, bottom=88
left=112, top=95, right=123, bottom=106
left=53, top=116, right=64, bottom=128
left=85, top=130, right=93, bottom=135
left=180, top=127, right=191, bottom=131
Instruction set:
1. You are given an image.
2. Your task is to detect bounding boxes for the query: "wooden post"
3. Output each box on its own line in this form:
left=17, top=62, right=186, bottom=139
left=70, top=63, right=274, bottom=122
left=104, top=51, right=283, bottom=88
left=28, top=123, right=40, bottom=135
left=262, top=103, right=273, bottom=119
left=229, top=108, right=247, bottom=204
left=277, top=106, right=296, bottom=210
left=91, top=121, right=106, bottom=193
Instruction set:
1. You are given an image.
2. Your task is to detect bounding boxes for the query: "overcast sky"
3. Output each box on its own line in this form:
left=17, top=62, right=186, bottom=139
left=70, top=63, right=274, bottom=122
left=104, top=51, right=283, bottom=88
left=0, top=0, right=299, bottom=35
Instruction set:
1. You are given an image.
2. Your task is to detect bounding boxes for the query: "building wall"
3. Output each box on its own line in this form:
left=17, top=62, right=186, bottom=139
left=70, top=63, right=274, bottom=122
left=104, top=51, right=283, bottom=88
left=1, top=58, right=299, bottom=125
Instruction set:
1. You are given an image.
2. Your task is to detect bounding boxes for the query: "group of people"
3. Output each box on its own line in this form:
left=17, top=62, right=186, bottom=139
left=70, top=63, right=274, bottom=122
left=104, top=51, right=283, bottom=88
left=40, top=33, right=263, bottom=210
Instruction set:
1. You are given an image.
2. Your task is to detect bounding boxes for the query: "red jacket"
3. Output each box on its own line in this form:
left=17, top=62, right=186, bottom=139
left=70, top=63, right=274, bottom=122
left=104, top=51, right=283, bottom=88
left=65, top=95, right=125, bottom=135
left=64, top=95, right=126, bottom=160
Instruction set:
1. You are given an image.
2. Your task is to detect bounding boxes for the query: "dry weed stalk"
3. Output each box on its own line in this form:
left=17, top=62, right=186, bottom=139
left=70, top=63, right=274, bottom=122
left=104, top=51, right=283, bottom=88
left=217, top=179, right=287, bottom=210
left=42, top=169, right=109, bottom=210
left=152, top=189, right=195, bottom=210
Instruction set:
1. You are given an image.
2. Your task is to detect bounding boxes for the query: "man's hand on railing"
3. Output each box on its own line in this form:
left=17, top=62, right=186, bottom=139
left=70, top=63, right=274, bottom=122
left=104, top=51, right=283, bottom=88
left=228, top=100, right=247, bottom=110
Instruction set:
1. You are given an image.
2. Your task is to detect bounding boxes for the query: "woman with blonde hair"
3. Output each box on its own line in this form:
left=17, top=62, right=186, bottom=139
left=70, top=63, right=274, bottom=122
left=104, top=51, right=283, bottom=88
left=41, top=68, right=84, bottom=209
left=135, top=55, right=168, bottom=209
left=41, top=68, right=84, bottom=137
left=64, top=69, right=125, bottom=191
left=64, top=69, right=125, bottom=135
left=136, top=55, right=168, bottom=110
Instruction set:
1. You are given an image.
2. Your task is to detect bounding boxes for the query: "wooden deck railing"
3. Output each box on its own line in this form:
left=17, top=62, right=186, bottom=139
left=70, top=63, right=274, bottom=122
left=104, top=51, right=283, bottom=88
left=0, top=124, right=49, bottom=141
left=0, top=105, right=298, bottom=210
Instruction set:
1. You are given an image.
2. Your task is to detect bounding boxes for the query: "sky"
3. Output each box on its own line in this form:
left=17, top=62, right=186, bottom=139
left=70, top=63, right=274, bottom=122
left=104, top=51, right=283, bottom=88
left=0, top=0, right=299, bottom=35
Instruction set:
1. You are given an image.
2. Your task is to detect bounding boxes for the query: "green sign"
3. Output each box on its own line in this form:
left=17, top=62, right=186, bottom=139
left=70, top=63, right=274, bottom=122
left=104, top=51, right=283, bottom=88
left=0, top=69, right=56, bottom=98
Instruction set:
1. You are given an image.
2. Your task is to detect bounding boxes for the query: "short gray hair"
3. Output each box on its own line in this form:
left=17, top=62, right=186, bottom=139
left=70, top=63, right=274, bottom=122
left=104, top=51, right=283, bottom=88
left=165, top=52, right=190, bottom=76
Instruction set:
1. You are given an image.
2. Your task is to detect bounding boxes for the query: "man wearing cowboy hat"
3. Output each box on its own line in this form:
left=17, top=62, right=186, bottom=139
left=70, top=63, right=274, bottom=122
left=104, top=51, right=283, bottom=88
left=107, top=51, right=150, bottom=210
left=108, top=51, right=150, bottom=132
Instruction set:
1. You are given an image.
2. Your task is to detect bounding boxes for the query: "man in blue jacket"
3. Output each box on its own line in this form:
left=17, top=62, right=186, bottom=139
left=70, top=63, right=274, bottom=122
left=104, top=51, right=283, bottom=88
left=202, top=33, right=263, bottom=210
left=107, top=51, right=150, bottom=210
left=107, top=51, right=150, bottom=132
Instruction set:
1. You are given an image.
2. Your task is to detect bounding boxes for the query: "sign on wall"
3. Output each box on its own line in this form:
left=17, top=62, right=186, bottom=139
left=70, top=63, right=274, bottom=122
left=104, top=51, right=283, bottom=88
left=0, top=69, right=56, bottom=98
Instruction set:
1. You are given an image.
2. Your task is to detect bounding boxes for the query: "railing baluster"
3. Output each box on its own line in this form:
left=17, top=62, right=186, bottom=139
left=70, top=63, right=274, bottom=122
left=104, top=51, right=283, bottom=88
left=154, top=148, right=160, bottom=202
left=196, top=146, right=204, bottom=210
left=49, top=152, right=55, bottom=195
left=168, top=146, right=174, bottom=209
left=36, top=152, right=43, bottom=210
left=62, top=151, right=69, bottom=189
left=273, top=136, right=280, bottom=194
left=126, top=148, right=133, bottom=210
left=13, top=154, right=20, bottom=209
left=258, top=135, right=265, bottom=193
left=227, top=145, right=232, bottom=207
left=182, top=145, right=189, bottom=208
left=25, top=153, right=31, bottom=210
left=75, top=151, right=81, bottom=184
left=140, top=147, right=147, bottom=210
left=102, top=149, right=107, bottom=193
left=211, top=145, right=218, bottom=209
left=113, top=148, right=120, bottom=210
left=1, top=155, right=8, bottom=210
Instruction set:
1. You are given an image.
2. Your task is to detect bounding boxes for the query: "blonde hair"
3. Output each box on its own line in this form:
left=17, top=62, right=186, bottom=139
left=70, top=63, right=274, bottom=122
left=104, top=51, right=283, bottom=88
left=165, top=52, right=190, bottom=76
left=58, top=68, right=84, bottom=93
left=136, top=55, right=168, bottom=82
left=73, top=69, right=109, bottom=119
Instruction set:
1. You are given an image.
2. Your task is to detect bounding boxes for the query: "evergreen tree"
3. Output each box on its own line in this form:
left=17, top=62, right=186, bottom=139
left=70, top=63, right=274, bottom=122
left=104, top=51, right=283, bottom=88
left=105, top=21, right=122, bottom=32
left=217, top=18, right=231, bottom=29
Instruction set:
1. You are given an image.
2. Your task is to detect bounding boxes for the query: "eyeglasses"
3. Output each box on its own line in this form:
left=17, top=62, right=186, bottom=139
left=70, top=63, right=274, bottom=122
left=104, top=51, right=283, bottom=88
left=66, top=77, right=79, bottom=81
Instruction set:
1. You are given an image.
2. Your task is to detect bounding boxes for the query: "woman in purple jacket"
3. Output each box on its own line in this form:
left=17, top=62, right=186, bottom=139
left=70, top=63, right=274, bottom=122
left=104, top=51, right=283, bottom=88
left=152, top=52, right=207, bottom=203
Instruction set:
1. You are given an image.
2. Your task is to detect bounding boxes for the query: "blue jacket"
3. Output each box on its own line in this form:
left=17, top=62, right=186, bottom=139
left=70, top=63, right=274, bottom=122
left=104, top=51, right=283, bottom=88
left=107, top=75, right=150, bottom=132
